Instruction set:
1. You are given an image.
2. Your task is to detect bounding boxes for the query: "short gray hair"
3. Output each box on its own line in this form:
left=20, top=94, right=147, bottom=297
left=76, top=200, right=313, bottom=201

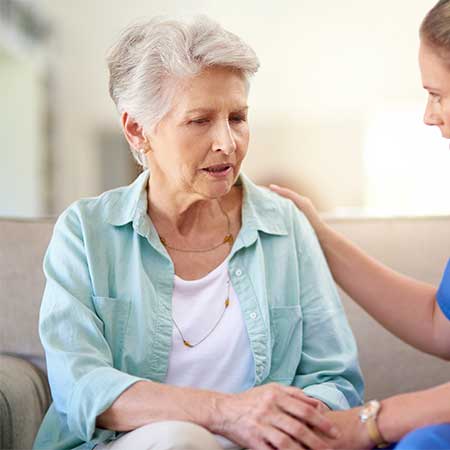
left=106, top=15, right=260, bottom=167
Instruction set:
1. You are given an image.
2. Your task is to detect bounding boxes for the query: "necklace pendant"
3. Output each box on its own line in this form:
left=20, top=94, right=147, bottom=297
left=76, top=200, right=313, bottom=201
left=160, top=236, right=167, bottom=247
left=183, top=340, right=193, bottom=348
left=223, top=234, right=234, bottom=246
left=225, top=298, right=230, bottom=308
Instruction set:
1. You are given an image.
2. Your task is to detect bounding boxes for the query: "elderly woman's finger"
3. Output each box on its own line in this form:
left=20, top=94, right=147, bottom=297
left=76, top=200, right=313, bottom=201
left=278, top=385, right=320, bottom=406
left=272, top=413, right=330, bottom=450
left=280, top=385, right=330, bottom=412
left=264, top=426, right=306, bottom=450
left=280, top=395, right=340, bottom=439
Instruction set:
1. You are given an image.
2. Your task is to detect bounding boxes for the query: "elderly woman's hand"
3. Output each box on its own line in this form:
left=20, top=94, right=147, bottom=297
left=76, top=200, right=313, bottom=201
left=215, top=383, right=340, bottom=450
left=269, top=185, right=326, bottom=240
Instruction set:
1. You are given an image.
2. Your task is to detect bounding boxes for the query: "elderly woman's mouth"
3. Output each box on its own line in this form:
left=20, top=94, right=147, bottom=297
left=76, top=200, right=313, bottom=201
left=201, top=164, right=233, bottom=177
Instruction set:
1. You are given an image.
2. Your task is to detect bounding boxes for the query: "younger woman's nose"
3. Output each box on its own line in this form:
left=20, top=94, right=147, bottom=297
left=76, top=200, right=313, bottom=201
left=424, top=98, right=444, bottom=126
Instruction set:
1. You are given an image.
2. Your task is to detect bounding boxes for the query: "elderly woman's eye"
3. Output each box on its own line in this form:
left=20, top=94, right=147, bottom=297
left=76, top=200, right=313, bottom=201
left=230, top=116, right=246, bottom=123
left=191, top=118, right=209, bottom=124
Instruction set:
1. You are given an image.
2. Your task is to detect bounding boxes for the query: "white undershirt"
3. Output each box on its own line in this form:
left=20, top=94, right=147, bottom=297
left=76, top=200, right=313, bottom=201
left=165, top=257, right=255, bottom=449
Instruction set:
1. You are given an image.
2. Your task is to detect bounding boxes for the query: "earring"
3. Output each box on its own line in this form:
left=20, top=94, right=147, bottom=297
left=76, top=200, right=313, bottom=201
left=143, top=137, right=151, bottom=153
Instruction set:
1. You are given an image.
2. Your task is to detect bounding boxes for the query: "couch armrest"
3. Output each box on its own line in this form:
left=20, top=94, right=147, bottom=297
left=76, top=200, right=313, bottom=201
left=0, top=355, right=51, bottom=450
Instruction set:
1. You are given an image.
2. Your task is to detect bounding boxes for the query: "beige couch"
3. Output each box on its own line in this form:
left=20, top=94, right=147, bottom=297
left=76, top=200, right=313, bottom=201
left=1, top=216, right=449, bottom=450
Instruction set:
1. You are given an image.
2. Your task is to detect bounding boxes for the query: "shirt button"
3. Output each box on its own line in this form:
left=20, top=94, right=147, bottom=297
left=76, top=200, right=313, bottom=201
left=235, top=269, right=242, bottom=277
left=250, top=312, right=257, bottom=320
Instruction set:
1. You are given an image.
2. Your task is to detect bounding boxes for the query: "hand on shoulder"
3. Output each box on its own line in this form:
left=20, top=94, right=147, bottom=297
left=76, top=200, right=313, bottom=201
left=269, top=184, right=327, bottom=239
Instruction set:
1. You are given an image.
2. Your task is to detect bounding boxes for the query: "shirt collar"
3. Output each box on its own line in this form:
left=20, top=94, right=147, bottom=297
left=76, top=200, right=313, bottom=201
left=238, top=173, right=288, bottom=237
left=105, top=170, right=287, bottom=237
left=104, top=170, right=149, bottom=227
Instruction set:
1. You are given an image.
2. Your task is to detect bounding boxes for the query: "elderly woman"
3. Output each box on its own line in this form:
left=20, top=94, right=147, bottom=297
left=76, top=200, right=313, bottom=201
left=33, top=16, right=363, bottom=450
left=272, top=1, right=450, bottom=449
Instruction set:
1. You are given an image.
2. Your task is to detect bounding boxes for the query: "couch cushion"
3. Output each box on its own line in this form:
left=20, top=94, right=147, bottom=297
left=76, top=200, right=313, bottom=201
left=1, top=215, right=450, bottom=403
left=0, top=355, right=51, bottom=450
left=0, top=218, right=54, bottom=368
left=330, top=216, right=450, bottom=400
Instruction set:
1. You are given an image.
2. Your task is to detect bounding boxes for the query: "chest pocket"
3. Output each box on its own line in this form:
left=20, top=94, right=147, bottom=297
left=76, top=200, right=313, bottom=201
left=268, top=305, right=303, bottom=381
left=92, top=296, right=131, bottom=367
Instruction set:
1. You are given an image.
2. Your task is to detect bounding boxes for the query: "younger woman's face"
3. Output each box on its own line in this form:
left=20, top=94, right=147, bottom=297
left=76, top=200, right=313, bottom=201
left=419, top=41, right=450, bottom=138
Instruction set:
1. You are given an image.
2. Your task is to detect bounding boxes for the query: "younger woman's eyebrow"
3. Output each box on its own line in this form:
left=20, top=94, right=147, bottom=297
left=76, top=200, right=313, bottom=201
left=423, top=85, right=441, bottom=92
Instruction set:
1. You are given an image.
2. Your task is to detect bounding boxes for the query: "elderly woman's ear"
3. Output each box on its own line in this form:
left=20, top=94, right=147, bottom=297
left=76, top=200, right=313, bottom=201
left=121, top=111, right=152, bottom=154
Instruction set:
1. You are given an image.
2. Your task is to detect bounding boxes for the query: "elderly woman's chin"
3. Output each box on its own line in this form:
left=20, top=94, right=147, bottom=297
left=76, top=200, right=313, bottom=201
left=197, top=165, right=238, bottom=198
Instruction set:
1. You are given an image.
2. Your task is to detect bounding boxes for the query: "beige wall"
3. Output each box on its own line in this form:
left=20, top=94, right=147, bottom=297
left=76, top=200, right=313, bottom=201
left=39, top=0, right=436, bottom=214
left=0, top=49, right=45, bottom=217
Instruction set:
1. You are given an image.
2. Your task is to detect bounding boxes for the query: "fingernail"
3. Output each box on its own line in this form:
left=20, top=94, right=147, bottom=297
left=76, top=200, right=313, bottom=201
left=269, top=184, right=280, bottom=189
left=331, top=426, right=340, bottom=438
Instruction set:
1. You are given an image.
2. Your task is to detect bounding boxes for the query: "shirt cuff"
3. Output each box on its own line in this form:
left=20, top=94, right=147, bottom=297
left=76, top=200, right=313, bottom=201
left=68, top=366, right=148, bottom=442
left=302, top=383, right=350, bottom=411
left=437, top=259, right=450, bottom=320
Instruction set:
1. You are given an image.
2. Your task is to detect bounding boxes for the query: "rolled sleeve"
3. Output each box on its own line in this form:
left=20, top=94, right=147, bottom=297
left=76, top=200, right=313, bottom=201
left=290, top=203, right=364, bottom=409
left=68, top=367, right=145, bottom=441
left=302, top=382, right=350, bottom=410
left=40, top=207, right=147, bottom=442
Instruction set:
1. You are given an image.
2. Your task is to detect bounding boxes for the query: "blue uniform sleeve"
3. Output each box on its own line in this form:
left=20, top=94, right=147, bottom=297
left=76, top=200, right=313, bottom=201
left=288, top=202, right=364, bottom=410
left=437, top=259, right=450, bottom=320
left=39, top=207, right=147, bottom=442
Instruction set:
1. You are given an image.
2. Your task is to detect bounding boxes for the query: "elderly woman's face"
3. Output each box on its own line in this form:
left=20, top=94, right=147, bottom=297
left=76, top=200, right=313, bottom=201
left=419, top=41, right=450, bottom=138
left=147, top=66, right=249, bottom=198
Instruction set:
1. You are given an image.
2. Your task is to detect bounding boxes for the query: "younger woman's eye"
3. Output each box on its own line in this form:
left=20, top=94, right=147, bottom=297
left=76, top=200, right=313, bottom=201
left=430, top=93, right=441, bottom=103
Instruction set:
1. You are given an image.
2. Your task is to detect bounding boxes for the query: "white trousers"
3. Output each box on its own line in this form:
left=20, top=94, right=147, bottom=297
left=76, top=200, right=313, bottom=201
left=95, top=421, right=242, bottom=450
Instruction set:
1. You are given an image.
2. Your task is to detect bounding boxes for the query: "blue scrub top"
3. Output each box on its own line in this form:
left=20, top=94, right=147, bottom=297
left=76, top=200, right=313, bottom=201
left=437, top=260, right=450, bottom=319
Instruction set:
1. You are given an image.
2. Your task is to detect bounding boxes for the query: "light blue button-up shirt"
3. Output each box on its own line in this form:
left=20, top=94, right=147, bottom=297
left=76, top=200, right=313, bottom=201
left=33, top=171, right=364, bottom=450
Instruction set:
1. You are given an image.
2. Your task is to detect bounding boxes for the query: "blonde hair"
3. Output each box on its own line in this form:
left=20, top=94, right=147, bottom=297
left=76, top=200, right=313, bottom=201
left=420, top=0, right=450, bottom=62
left=106, top=15, right=260, bottom=167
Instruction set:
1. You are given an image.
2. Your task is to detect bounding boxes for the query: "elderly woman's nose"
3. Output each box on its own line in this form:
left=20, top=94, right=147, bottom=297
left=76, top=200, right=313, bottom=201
left=211, top=121, right=237, bottom=154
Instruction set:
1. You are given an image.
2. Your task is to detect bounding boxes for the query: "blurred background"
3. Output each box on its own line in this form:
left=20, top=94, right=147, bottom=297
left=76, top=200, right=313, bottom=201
left=1, top=0, right=449, bottom=218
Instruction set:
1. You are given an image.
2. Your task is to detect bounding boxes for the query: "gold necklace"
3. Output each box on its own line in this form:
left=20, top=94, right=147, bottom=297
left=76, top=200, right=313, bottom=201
left=159, top=199, right=234, bottom=253
left=172, top=278, right=231, bottom=348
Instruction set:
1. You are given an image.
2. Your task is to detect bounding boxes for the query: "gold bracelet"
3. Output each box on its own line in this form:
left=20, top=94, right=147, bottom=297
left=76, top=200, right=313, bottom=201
left=359, top=400, right=389, bottom=448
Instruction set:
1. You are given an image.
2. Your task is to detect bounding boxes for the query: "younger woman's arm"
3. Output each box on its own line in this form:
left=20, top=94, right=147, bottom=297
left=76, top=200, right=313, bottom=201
left=269, top=185, right=450, bottom=359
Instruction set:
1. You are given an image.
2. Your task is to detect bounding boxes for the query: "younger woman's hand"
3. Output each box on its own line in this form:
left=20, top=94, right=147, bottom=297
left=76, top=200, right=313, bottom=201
left=322, top=408, right=374, bottom=450
left=269, top=184, right=325, bottom=238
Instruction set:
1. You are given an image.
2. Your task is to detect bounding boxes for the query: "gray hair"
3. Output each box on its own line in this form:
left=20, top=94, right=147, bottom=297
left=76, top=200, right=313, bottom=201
left=106, top=15, right=260, bottom=167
